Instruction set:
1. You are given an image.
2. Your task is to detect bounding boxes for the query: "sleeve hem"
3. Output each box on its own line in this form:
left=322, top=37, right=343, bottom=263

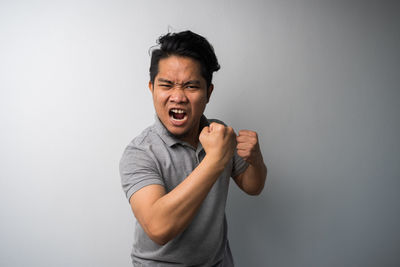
left=232, top=160, right=249, bottom=178
left=126, top=179, right=165, bottom=202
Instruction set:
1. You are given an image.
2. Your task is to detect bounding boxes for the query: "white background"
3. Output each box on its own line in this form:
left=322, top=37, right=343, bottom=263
left=1, top=1, right=399, bottom=266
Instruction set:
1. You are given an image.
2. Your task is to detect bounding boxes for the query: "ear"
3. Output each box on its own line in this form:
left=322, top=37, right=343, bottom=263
left=206, top=84, right=214, bottom=103
left=148, top=81, right=153, bottom=93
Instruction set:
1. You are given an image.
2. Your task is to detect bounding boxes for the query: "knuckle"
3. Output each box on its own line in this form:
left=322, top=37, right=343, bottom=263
left=213, top=123, right=223, bottom=129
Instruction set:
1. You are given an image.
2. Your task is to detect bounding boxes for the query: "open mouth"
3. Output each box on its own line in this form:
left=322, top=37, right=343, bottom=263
left=169, top=108, right=187, bottom=121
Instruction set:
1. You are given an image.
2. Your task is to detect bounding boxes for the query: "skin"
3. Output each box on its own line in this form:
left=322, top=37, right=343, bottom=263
left=148, top=55, right=213, bottom=147
left=130, top=55, right=267, bottom=245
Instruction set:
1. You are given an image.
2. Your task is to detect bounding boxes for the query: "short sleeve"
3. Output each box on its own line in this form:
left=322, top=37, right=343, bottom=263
left=231, top=150, right=249, bottom=178
left=119, top=145, right=165, bottom=202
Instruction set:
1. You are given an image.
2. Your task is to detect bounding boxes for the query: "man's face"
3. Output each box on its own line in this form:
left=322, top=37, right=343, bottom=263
left=149, top=55, right=213, bottom=144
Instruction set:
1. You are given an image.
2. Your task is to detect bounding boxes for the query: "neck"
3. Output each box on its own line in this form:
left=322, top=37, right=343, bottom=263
left=180, top=127, right=200, bottom=148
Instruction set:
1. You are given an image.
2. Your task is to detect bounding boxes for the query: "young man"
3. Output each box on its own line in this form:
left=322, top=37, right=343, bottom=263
left=120, top=31, right=267, bottom=266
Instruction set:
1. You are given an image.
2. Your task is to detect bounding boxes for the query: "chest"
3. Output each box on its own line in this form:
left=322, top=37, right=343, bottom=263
left=151, top=145, right=232, bottom=192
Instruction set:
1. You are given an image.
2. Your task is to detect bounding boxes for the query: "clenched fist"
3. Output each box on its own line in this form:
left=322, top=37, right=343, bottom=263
left=236, top=130, right=264, bottom=166
left=199, top=122, right=237, bottom=166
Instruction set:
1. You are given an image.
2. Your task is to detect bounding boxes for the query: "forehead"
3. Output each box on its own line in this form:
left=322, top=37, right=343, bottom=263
left=157, top=56, right=204, bottom=82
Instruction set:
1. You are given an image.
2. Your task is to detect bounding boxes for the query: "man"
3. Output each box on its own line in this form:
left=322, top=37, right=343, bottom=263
left=120, top=30, right=267, bottom=266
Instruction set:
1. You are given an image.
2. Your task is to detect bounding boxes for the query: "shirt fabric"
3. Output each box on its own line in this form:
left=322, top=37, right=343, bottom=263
left=119, top=115, right=248, bottom=266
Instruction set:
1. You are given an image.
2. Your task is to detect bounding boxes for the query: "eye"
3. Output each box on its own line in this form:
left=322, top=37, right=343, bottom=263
left=159, top=84, right=172, bottom=89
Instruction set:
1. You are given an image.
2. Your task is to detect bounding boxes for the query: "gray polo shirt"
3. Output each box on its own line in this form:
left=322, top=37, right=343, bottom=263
left=120, top=115, right=248, bottom=266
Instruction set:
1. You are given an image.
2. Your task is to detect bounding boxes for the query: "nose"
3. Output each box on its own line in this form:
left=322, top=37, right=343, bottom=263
left=169, top=88, right=188, bottom=103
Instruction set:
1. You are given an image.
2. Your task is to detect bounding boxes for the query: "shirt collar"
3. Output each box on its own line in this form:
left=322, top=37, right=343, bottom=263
left=154, top=114, right=210, bottom=148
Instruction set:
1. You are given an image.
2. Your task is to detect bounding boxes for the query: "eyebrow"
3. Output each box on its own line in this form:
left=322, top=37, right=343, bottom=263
left=157, top=78, right=201, bottom=86
left=157, top=78, right=174, bottom=84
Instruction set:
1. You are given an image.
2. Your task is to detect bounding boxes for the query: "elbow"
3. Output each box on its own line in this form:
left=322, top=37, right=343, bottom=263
left=149, top=235, right=170, bottom=246
left=245, top=181, right=266, bottom=196
left=246, top=187, right=264, bottom=196
left=145, top=221, right=174, bottom=246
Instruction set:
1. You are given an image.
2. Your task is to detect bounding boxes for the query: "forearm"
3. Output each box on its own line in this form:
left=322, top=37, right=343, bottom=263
left=236, top=160, right=267, bottom=195
left=146, top=155, right=225, bottom=244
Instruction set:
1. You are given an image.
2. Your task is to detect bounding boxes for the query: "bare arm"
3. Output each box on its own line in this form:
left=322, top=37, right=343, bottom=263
left=130, top=123, right=236, bottom=245
left=233, top=130, right=267, bottom=195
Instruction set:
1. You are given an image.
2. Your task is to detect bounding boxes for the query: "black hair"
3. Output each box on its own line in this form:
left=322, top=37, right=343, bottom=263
left=149, top=30, right=220, bottom=88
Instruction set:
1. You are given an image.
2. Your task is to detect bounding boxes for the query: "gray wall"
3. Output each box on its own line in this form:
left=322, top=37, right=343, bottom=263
left=1, top=1, right=399, bottom=266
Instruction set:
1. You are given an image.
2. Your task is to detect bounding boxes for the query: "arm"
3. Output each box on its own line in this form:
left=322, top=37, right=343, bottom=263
left=130, top=123, right=236, bottom=245
left=233, top=130, right=267, bottom=195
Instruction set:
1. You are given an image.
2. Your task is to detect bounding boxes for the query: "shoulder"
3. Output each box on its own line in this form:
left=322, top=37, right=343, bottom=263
left=124, top=124, right=165, bottom=152
left=120, top=125, right=162, bottom=164
left=130, top=125, right=156, bottom=147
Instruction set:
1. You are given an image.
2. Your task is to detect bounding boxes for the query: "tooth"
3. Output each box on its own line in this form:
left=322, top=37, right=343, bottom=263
left=171, top=109, right=185, bottom=113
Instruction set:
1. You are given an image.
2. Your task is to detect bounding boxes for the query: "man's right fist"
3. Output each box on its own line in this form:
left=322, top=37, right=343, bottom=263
left=199, top=122, right=237, bottom=166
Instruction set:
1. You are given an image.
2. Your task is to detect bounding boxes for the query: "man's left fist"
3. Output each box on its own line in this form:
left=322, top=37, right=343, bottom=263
left=236, top=130, right=263, bottom=166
